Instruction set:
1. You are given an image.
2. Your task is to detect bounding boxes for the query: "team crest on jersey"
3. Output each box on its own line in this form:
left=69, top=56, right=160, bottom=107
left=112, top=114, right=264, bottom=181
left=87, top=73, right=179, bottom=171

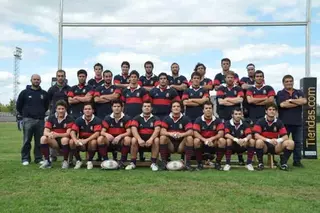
left=53, top=124, right=56, bottom=128
left=90, top=126, right=93, bottom=131
left=203, top=82, right=207, bottom=85
left=179, top=124, right=183, bottom=129
left=75, top=90, right=78, bottom=93
left=263, top=90, right=266, bottom=94
left=273, top=126, right=277, bottom=132
left=64, top=123, right=66, bottom=128
left=40, top=94, right=44, bottom=99
left=120, top=122, right=123, bottom=127
left=150, top=122, right=153, bottom=127
left=126, top=79, right=129, bottom=83
left=150, top=80, right=154, bottom=85
left=177, top=80, right=180, bottom=84
left=110, top=88, right=113, bottom=93
left=166, top=93, right=170, bottom=97
left=294, top=95, right=298, bottom=99
left=199, top=92, right=203, bottom=96
left=213, top=125, right=216, bottom=130
left=240, top=130, right=244, bottom=135
left=136, top=92, right=140, bottom=97
left=83, top=89, right=86, bottom=93
left=234, top=90, right=237, bottom=95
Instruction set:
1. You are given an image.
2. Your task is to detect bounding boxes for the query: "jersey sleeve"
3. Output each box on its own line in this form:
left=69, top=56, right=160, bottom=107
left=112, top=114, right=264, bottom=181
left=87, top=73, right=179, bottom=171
left=181, top=89, right=189, bottom=100
left=266, top=86, right=276, bottom=97
left=183, top=116, right=193, bottom=130
left=213, top=74, right=221, bottom=86
left=224, top=122, right=231, bottom=134
left=71, top=118, right=82, bottom=132
left=113, top=75, right=121, bottom=84
left=86, top=85, right=95, bottom=96
left=298, top=90, right=305, bottom=98
left=216, top=86, right=225, bottom=98
left=237, top=87, right=244, bottom=97
left=181, top=76, right=188, bottom=85
left=66, top=116, right=75, bottom=129
left=277, top=120, right=287, bottom=137
left=93, top=119, right=102, bottom=132
left=94, top=86, right=102, bottom=97
left=252, top=120, right=263, bottom=134
left=161, top=116, right=170, bottom=129
left=246, top=87, right=253, bottom=97
left=239, top=77, right=246, bottom=85
left=171, top=89, right=181, bottom=101
left=243, top=122, right=252, bottom=136
left=67, top=86, right=75, bottom=97
left=124, top=116, right=132, bottom=129
left=44, top=116, right=54, bottom=129
left=192, top=117, right=201, bottom=133
left=141, top=88, right=151, bottom=102
left=130, top=115, right=140, bottom=128
left=216, top=119, right=225, bottom=132
left=120, top=89, right=127, bottom=102
left=102, top=118, right=110, bottom=130
left=276, top=90, right=287, bottom=105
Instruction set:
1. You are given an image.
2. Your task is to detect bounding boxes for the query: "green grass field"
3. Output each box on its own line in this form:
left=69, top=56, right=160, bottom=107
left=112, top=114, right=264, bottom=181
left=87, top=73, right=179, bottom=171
left=0, top=122, right=320, bottom=213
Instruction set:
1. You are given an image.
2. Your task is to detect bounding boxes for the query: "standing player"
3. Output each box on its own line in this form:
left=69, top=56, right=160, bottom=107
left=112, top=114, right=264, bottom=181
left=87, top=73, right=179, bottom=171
left=246, top=70, right=276, bottom=123
left=149, top=73, right=181, bottom=119
left=94, top=70, right=121, bottom=119
left=193, top=101, right=226, bottom=171
left=160, top=100, right=194, bottom=171
left=69, top=103, right=102, bottom=169
left=127, top=101, right=162, bottom=171
left=213, top=58, right=240, bottom=90
left=39, top=100, right=74, bottom=169
left=191, top=63, right=213, bottom=91
left=139, top=61, right=158, bottom=92
left=88, top=63, right=104, bottom=89
left=253, top=103, right=295, bottom=171
left=121, top=70, right=151, bottom=118
left=224, top=108, right=255, bottom=171
left=114, top=61, right=131, bottom=89
left=277, top=75, right=306, bottom=167
left=167, top=63, right=188, bottom=98
left=240, top=64, right=256, bottom=119
left=67, top=69, right=94, bottom=119
left=182, top=71, right=209, bottom=122
left=97, top=100, right=132, bottom=168
left=216, top=71, right=244, bottom=121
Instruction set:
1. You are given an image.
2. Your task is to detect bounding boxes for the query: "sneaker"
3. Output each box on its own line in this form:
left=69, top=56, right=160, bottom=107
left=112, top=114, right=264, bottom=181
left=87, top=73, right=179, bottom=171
left=50, top=156, right=57, bottom=162
left=39, top=160, right=51, bottom=169
left=196, top=163, right=204, bottom=171
left=293, top=161, right=304, bottom=168
left=185, top=164, right=194, bottom=171
left=22, top=161, right=29, bottom=166
left=118, top=161, right=125, bottom=169
left=160, top=161, right=167, bottom=171
left=61, top=160, right=69, bottom=169
left=223, top=164, right=231, bottom=171
left=150, top=163, right=159, bottom=171
left=74, top=160, right=83, bottom=169
left=257, top=163, right=264, bottom=171
left=214, top=163, right=223, bottom=171
left=280, top=164, right=289, bottom=171
left=246, top=164, right=254, bottom=171
left=87, top=161, right=93, bottom=170
left=125, top=162, right=136, bottom=170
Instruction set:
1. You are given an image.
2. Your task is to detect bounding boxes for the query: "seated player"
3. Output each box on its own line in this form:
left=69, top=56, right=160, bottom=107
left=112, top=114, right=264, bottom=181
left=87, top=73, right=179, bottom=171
left=97, top=100, right=132, bottom=169
left=253, top=103, right=295, bottom=171
left=127, top=101, right=162, bottom=171
left=39, top=100, right=74, bottom=169
left=224, top=108, right=255, bottom=171
left=159, top=100, right=194, bottom=171
left=182, top=71, right=210, bottom=122
left=69, top=103, right=102, bottom=170
left=193, top=101, right=226, bottom=171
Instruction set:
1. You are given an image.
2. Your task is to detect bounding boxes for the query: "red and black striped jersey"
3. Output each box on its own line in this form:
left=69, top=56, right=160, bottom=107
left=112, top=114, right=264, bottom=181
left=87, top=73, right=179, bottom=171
left=149, top=86, right=181, bottom=117
left=67, top=84, right=94, bottom=118
left=121, top=85, right=151, bottom=117
left=139, top=74, right=159, bottom=89
left=102, top=113, right=131, bottom=137
left=113, top=74, right=130, bottom=85
left=213, top=72, right=240, bottom=87
left=131, top=114, right=162, bottom=140
left=252, top=117, right=287, bottom=139
left=45, top=113, right=74, bottom=133
left=225, top=119, right=252, bottom=139
left=168, top=75, right=188, bottom=97
left=240, top=77, right=255, bottom=86
left=71, top=115, right=102, bottom=139
left=188, top=78, right=213, bottom=88
left=94, top=85, right=121, bottom=119
left=88, top=78, right=104, bottom=89
left=162, top=113, right=193, bottom=133
left=246, top=85, right=275, bottom=120
left=193, top=115, right=224, bottom=138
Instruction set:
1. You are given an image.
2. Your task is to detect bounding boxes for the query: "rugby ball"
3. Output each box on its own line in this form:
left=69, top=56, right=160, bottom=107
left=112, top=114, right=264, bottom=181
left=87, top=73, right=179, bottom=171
left=101, top=160, right=119, bottom=170
left=166, top=160, right=185, bottom=171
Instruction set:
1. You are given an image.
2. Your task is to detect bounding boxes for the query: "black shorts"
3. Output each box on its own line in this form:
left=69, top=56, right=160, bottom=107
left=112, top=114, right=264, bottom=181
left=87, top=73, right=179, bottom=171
left=203, top=145, right=216, bottom=154
left=169, top=137, right=184, bottom=152
left=108, top=144, right=122, bottom=152
left=264, top=142, right=276, bottom=154
left=232, top=142, right=247, bottom=154
left=138, top=145, right=152, bottom=152
left=55, top=137, right=63, bottom=149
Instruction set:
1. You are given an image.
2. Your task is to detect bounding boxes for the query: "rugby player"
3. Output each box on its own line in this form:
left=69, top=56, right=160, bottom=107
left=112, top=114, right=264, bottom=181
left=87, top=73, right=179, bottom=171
left=88, top=63, right=104, bottom=89
left=160, top=100, right=194, bottom=171
left=139, top=61, right=158, bottom=91
left=67, top=69, right=94, bottom=119
left=224, top=108, right=255, bottom=171
left=40, top=100, right=74, bottom=169
left=253, top=103, right=295, bottom=171
left=193, top=101, right=226, bottom=171
left=97, top=100, right=132, bottom=169
left=213, top=58, right=240, bottom=90
left=240, top=63, right=256, bottom=118
left=69, top=103, right=102, bottom=169
left=167, top=63, right=188, bottom=98
left=114, top=61, right=131, bottom=89
left=127, top=101, right=162, bottom=171
left=191, top=63, right=213, bottom=91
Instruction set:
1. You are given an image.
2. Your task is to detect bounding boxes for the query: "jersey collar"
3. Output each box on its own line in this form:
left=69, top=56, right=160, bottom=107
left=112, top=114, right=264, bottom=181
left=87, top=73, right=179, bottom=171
left=82, top=114, right=95, bottom=122
left=201, top=115, right=215, bottom=125
left=140, top=113, right=154, bottom=121
left=127, top=85, right=141, bottom=91
left=230, top=118, right=243, bottom=127
left=169, top=112, right=183, bottom=123
left=254, top=84, right=265, bottom=90
left=190, top=85, right=202, bottom=91
left=110, top=112, right=125, bottom=120
left=264, top=115, right=277, bottom=124
left=55, top=112, right=68, bottom=121
left=156, top=85, right=170, bottom=90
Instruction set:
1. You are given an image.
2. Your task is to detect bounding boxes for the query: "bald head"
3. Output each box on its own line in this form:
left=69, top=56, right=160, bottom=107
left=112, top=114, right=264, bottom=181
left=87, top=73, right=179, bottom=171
left=31, top=74, right=41, bottom=88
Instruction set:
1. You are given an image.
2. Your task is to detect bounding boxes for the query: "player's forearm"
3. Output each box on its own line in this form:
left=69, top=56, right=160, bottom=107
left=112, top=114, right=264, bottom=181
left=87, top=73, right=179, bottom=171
left=244, top=134, right=252, bottom=140
left=211, top=131, right=224, bottom=141
left=203, top=85, right=213, bottom=91
left=160, top=129, right=171, bottom=137
left=70, top=131, right=78, bottom=142
left=194, top=132, right=207, bottom=142
left=291, top=98, right=307, bottom=105
left=78, top=95, right=92, bottom=102
left=119, top=129, right=131, bottom=139
left=84, top=132, right=100, bottom=143
left=280, top=102, right=297, bottom=108
left=225, top=134, right=235, bottom=140
left=55, top=132, right=70, bottom=138
left=115, top=83, right=129, bottom=88
left=225, top=97, right=243, bottom=104
left=183, top=100, right=199, bottom=106
left=150, top=128, right=160, bottom=140
left=254, top=133, right=268, bottom=142
left=43, top=129, right=51, bottom=137
left=172, top=84, right=187, bottom=91
left=193, top=97, right=209, bottom=104
left=132, top=129, right=142, bottom=141
left=181, top=130, right=193, bottom=137
left=247, top=97, right=267, bottom=104
left=68, top=97, right=80, bottom=104
left=94, top=97, right=108, bottom=103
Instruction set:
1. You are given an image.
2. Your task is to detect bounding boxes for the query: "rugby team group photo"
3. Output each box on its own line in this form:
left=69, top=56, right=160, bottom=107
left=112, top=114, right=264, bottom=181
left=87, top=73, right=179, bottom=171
left=16, top=58, right=306, bottom=172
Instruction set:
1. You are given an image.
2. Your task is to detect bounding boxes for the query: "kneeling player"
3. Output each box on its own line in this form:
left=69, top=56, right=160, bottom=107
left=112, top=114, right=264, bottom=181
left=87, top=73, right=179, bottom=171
left=97, top=100, right=132, bottom=169
left=253, top=103, right=295, bottom=171
left=127, top=101, right=162, bottom=171
left=224, top=108, right=255, bottom=171
left=40, top=100, right=74, bottom=169
left=193, top=101, right=226, bottom=171
left=160, top=100, right=194, bottom=171
left=69, top=103, right=102, bottom=169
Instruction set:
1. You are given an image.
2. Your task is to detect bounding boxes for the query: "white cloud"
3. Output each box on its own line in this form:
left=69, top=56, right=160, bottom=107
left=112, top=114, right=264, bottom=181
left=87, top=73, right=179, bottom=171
left=0, top=46, right=12, bottom=59
left=0, top=24, right=48, bottom=42
left=0, top=45, right=47, bottom=60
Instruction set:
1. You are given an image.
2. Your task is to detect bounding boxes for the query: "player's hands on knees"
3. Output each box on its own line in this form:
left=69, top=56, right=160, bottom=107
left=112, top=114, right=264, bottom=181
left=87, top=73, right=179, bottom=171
left=238, top=139, right=245, bottom=146
left=271, top=139, right=278, bottom=146
left=138, top=139, right=146, bottom=147
left=76, top=139, right=84, bottom=146
left=145, top=139, right=152, bottom=147
left=113, top=136, right=121, bottom=144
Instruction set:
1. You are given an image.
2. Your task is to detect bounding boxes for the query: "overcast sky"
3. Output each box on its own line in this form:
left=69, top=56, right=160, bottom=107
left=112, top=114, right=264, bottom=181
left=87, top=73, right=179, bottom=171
left=0, top=0, right=319, bottom=104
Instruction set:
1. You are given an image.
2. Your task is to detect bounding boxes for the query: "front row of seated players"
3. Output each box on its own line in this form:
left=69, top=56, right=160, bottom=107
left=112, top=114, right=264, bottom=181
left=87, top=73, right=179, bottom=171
left=39, top=99, right=295, bottom=171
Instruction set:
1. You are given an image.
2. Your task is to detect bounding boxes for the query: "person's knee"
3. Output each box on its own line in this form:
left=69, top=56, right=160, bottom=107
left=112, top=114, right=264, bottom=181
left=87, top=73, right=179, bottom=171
left=255, top=139, right=264, bottom=148
left=226, top=138, right=233, bottom=146
left=97, top=136, right=105, bottom=145
left=123, top=136, right=131, bottom=146
left=61, top=137, right=69, bottom=145
left=194, top=138, right=202, bottom=148
left=186, top=136, right=193, bottom=146
left=284, top=139, right=295, bottom=150
left=248, top=139, right=255, bottom=147
left=159, top=135, right=168, bottom=144
left=218, top=138, right=226, bottom=147
left=40, top=136, right=48, bottom=144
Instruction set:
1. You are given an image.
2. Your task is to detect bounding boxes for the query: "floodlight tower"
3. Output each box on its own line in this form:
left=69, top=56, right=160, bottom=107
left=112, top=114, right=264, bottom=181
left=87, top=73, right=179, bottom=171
left=13, top=47, right=22, bottom=102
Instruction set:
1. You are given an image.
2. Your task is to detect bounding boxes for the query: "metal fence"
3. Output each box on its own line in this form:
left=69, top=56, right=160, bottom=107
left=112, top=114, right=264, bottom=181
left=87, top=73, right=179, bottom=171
left=0, top=112, right=16, bottom=122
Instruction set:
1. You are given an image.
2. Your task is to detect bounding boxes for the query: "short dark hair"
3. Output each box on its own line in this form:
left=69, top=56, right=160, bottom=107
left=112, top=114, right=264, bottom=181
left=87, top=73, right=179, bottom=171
left=94, top=63, right=103, bottom=70
left=194, top=63, right=206, bottom=72
left=203, top=101, right=213, bottom=108
left=282, top=74, right=294, bottom=83
left=265, top=102, right=278, bottom=111
left=171, top=62, right=179, bottom=68
left=103, top=70, right=113, bottom=77
left=144, top=61, right=154, bottom=68
left=191, top=71, right=201, bottom=79
left=171, top=100, right=183, bottom=109
left=77, top=69, right=87, bottom=76
left=56, top=69, right=66, bottom=76
left=111, top=99, right=124, bottom=107
left=246, top=63, right=255, bottom=69
left=83, top=102, right=94, bottom=109
left=232, top=107, right=242, bottom=114
left=254, top=70, right=264, bottom=78
left=225, top=71, right=235, bottom=77
left=158, top=72, right=168, bottom=79
left=143, top=100, right=153, bottom=107
left=55, top=100, right=68, bottom=109
left=121, top=61, right=130, bottom=68
left=129, top=70, right=139, bottom=78
left=221, top=58, right=231, bottom=65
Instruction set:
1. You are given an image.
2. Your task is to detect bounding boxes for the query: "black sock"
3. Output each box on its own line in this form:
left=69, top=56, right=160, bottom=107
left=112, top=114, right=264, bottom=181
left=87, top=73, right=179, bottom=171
left=238, top=154, right=244, bottom=162
left=281, top=148, right=293, bottom=165
left=255, top=148, right=264, bottom=164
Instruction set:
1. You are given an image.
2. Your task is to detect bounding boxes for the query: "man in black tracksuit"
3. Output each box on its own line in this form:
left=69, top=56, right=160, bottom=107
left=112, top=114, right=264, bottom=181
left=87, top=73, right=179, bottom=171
left=16, top=74, right=49, bottom=165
